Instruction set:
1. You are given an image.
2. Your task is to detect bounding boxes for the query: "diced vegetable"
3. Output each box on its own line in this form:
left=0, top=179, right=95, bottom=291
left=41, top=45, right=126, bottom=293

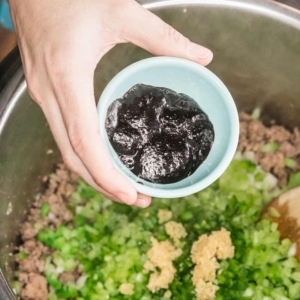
left=260, top=142, right=279, bottom=153
left=41, top=203, right=50, bottom=217
left=288, top=171, right=300, bottom=189
left=25, top=159, right=300, bottom=299
left=251, top=107, right=261, bottom=120
left=284, top=158, right=297, bottom=169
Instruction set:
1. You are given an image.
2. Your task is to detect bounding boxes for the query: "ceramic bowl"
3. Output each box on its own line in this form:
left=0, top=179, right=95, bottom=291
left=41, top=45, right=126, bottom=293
left=97, top=57, right=239, bottom=198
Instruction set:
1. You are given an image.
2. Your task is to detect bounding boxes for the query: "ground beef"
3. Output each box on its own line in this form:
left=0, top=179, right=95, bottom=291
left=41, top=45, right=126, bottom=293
left=15, top=164, right=78, bottom=300
left=238, top=112, right=300, bottom=186
left=59, top=272, right=76, bottom=284
left=20, top=273, right=48, bottom=300
left=20, top=223, right=37, bottom=241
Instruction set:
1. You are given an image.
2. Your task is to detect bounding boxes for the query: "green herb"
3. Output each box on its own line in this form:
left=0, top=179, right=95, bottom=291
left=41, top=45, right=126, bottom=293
left=267, top=206, right=281, bottom=218
left=251, top=107, right=261, bottom=120
left=260, top=142, right=279, bottom=153
left=288, top=171, right=300, bottom=189
left=17, top=252, right=28, bottom=260
left=41, top=203, right=50, bottom=217
left=285, top=158, right=297, bottom=169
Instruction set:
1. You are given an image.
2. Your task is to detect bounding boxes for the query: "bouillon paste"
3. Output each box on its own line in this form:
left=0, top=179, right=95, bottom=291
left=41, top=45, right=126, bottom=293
left=105, top=84, right=214, bottom=184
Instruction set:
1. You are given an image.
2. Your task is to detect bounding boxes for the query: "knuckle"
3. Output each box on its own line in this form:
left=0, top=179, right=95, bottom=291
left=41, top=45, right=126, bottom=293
left=163, top=24, right=187, bottom=45
left=68, top=126, right=87, bottom=158
left=50, top=63, right=68, bottom=85
left=93, top=176, right=106, bottom=190
left=44, top=49, right=69, bottom=83
left=91, top=170, right=112, bottom=192
left=46, top=44, right=65, bottom=67
left=25, top=76, right=43, bottom=106
left=62, top=152, right=78, bottom=173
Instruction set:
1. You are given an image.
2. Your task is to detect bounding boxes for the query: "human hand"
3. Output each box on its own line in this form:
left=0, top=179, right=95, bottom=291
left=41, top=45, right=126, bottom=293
left=8, top=0, right=213, bottom=208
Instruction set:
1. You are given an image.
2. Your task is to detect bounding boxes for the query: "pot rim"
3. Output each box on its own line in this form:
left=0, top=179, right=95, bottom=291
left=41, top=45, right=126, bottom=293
left=0, top=1, right=299, bottom=299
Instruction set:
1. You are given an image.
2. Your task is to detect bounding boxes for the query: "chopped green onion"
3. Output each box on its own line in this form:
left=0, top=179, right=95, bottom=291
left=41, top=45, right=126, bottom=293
left=288, top=171, right=300, bottom=189
left=260, top=142, right=279, bottom=153
left=251, top=107, right=262, bottom=120
left=267, top=207, right=280, bottom=218
left=41, top=203, right=50, bottom=217
left=292, top=272, right=300, bottom=282
left=285, top=158, right=297, bottom=169
left=17, top=252, right=28, bottom=260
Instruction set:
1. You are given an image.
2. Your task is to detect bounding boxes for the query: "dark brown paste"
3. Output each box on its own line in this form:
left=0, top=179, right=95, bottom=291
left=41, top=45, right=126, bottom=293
left=105, top=84, right=214, bottom=184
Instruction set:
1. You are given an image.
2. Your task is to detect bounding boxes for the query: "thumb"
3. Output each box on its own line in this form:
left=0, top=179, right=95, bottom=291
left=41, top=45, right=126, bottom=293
left=122, top=2, right=213, bottom=66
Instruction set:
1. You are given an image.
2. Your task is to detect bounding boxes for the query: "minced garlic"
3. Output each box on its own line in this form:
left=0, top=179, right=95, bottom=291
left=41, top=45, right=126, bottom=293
left=144, top=237, right=182, bottom=293
left=164, top=290, right=172, bottom=298
left=119, top=283, right=134, bottom=295
left=210, top=228, right=235, bottom=260
left=191, top=228, right=234, bottom=300
left=158, top=209, right=172, bottom=224
left=165, top=221, right=187, bottom=247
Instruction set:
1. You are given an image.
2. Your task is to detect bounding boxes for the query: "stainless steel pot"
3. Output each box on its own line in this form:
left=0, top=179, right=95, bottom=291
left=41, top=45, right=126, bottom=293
left=0, top=1, right=300, bottom=299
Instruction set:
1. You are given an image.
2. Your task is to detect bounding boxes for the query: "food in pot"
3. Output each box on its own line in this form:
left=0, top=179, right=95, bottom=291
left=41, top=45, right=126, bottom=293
left=105, top=84, right=214, bottom=184
left=13, top=112, right=300, bottom=300
left=238, top=111, right=300, bottom=186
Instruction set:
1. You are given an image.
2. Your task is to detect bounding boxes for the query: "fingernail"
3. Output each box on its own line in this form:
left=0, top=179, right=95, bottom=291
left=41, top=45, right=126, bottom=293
left=189, top=43, right=212, bottom=59
left=134, top=199, right=147, bottom=209
left=116, top=193, right=133, bottom=205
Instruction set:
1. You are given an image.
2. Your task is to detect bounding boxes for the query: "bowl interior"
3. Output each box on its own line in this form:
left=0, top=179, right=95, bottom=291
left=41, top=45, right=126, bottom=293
left=98, top=57, right=239, bottom=198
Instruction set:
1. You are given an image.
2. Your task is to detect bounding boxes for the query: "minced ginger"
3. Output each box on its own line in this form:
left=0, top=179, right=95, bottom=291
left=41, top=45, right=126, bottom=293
left=192, top=257, right=220, bottom=282
left=145, top=215, right=234, bottom=299
left=165, top=221, right=187, bottom=247
left=164, top=290, right=172, bottom=298
left=158, top=209, right=172, bottom=224
left=193, top=279, right=219, bottom=300
left=191, top=228, right=234, bottom=300
left=144, top=237, right=182, bottom=293
left=145, top=215, right=188, bottom=295
left=119, top=283, right=134, bottom=295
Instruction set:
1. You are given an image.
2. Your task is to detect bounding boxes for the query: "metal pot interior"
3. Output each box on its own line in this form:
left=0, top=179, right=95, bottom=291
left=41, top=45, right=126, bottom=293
left=0, top=0, right=300, bottom=298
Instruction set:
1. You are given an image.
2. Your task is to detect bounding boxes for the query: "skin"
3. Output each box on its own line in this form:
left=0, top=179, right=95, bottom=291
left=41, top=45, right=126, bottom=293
left=8, top=0, right=213, bottom=208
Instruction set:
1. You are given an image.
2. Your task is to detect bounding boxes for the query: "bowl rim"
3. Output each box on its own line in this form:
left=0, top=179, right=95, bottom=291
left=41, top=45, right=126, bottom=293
left=97, top=56, right=239, bottom=198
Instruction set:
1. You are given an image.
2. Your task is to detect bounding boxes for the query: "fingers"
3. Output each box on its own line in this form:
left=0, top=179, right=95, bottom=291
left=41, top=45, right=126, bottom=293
left=121, top=1, right=213, bottom=66
left=50, top=65, right=138, bottom=205
left=36, top=90, right=141, bottom=206
left=134, top=193, right=152, bottom=208
left=39, top=90, right=118, bottom=201
left=44, top=95, right=151, bottom=207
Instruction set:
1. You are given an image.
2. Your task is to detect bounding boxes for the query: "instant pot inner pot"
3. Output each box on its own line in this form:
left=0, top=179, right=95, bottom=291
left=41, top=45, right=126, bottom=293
left=1, top=0, right=300, bottom=298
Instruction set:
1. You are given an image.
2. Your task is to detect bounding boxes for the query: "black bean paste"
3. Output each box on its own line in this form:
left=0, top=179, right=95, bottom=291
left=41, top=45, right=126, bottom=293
left=105, top=84, right=214, bottom=184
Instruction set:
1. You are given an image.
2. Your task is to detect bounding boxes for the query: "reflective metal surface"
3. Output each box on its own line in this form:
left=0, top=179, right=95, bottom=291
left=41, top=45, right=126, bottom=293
left=0, top=0, right=300, bottom=298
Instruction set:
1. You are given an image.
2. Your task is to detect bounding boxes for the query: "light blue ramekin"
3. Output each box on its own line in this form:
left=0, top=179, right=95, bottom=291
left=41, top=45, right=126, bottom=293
left=97, top=57, right=239, bottom=198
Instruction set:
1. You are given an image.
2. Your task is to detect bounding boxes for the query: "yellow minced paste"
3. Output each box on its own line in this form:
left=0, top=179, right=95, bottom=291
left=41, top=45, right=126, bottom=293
left=164, top=290, right=172, bottom=299
left=191, top=228, right=234, bottom=300
left=144, top=237, right=182, bottom=293
left=164, top=221, right=187, bottom=247
left=158, top=209, right=172, bottom=224
left=119, top=283, right=134, bottom=295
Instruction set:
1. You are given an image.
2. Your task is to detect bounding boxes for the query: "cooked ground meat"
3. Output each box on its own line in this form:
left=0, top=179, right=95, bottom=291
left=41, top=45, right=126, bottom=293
left=20, top=273, right=48, bottom=300
left=58, top=272, right=76, bottom=284
left=15, top=164, right=78, bottom=300
left=238, top=112, right=300, bottom=186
